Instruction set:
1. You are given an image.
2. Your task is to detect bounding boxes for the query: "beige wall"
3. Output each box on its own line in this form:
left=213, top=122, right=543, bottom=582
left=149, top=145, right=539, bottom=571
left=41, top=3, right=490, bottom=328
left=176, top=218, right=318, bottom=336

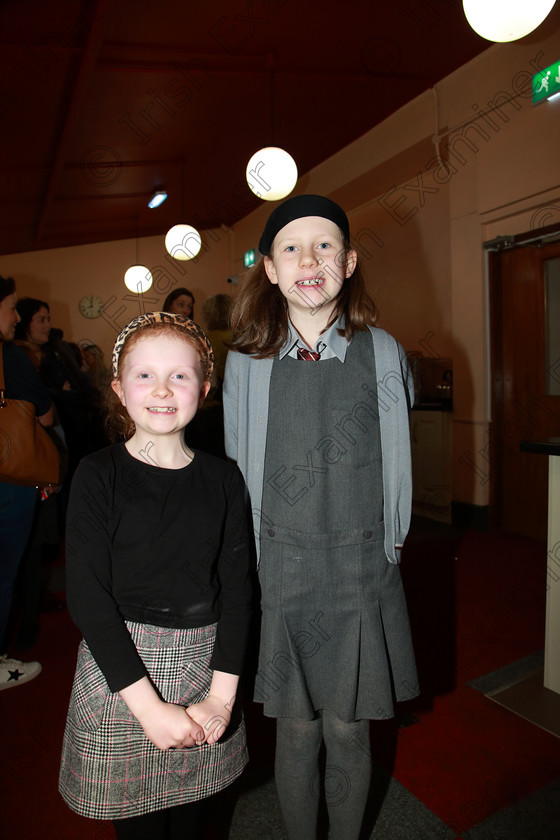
left=2, top=16, right=559, bottom=508
left=227, top=21, right=560, bottom=509
left=0, top=228, right=232, bottom=356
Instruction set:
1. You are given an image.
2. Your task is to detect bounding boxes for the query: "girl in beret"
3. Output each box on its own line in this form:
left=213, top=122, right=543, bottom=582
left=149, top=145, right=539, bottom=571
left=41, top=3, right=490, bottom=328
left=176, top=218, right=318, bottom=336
left=224, top=195, right=418, bottom=840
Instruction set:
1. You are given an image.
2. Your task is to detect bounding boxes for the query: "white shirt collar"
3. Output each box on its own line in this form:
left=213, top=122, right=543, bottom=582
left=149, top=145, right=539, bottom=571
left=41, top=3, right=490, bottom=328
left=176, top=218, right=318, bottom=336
left=279, top=316, right=348, bottom=361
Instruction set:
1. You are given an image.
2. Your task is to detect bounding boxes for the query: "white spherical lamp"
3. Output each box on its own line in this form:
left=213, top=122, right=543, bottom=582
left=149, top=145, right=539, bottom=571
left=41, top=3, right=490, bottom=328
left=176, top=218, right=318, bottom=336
left=462, top=0, right=556, bottom=42
left=124, top=265, right=153, bottom=294
left=246, top=147, right=298, bottom=201
left=165, top=224, right=202, bottom=260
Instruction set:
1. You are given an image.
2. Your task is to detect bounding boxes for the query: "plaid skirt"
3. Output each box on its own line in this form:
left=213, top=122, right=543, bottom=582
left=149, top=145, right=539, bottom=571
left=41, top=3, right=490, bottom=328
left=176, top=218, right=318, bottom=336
left=59, top=622, right=248, bottom=820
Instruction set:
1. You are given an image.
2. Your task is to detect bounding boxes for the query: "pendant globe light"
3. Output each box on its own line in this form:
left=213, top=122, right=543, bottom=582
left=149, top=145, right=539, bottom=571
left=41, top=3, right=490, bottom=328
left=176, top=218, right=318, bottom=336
left=124, top=264, right=153, bottom=293
left=124, top=222, right=153, bottom=293
left=246, top=61, right=298, bottom=201
left=165, top=163, right=202, bottom=260
left=246, top=146, right=298, bottom=201
left=462, top=0, right=556, bottom=42
left=165, top=224, right=202, bottom=261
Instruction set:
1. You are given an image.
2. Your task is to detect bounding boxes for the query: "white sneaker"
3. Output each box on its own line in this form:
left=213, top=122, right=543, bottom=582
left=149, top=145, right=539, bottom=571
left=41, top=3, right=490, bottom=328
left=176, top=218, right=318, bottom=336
left=0, top=655, right=42, bottom=690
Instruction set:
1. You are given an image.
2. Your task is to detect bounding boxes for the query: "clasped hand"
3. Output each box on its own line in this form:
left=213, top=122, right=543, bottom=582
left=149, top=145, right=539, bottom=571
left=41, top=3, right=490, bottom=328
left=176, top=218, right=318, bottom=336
left=140, top=696, right=231, bottom=750
left=139, top=700, right=204, bottom=750
left=187, top=694, right=232, bottom=746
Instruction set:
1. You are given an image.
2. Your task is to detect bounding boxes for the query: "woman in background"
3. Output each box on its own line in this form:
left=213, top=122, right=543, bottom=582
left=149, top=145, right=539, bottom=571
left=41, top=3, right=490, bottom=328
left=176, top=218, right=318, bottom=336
left=0, top=277, right=52, bottom=688
left=163, top=287, right=195, bottom=320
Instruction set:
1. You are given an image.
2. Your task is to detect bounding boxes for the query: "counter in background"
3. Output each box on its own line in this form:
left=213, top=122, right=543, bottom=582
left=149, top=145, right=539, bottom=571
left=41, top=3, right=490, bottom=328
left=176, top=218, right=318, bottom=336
left=410, top=408, right=452, bottom=523
left=412, top=401, right=453, bottom=412
left=520, top=438, right=560, bottom=696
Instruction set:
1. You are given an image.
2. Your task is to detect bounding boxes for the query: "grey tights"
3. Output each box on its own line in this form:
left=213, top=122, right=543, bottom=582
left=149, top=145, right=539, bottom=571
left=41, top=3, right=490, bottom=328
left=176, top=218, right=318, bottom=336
left=275, top=711, right=371, bottom=840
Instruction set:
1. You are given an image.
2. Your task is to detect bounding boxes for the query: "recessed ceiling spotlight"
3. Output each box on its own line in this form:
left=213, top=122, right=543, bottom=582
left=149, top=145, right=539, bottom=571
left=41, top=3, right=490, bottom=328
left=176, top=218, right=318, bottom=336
left=148, top=190, right=167, bottom=209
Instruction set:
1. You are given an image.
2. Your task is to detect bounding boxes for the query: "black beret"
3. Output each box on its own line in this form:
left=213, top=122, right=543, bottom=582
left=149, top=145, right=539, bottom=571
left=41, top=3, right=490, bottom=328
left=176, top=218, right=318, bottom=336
left=258, top=194, right=350, bottom=255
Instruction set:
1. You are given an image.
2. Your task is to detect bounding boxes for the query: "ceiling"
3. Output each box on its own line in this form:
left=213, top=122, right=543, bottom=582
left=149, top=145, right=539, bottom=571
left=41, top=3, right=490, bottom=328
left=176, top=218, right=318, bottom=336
left=0, top=0, right=491, bottom=257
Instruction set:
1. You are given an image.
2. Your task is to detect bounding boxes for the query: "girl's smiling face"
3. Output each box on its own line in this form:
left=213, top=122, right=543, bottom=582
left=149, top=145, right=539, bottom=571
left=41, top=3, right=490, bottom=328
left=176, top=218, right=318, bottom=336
left=264, top=216, right=356, bottom=322
left=111, top=332, right=210, bottom=441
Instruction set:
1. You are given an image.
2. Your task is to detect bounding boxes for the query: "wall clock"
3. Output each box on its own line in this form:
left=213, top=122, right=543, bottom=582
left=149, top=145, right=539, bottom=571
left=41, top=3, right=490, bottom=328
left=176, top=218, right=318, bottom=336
left=79, top=295, right=104, bottom=319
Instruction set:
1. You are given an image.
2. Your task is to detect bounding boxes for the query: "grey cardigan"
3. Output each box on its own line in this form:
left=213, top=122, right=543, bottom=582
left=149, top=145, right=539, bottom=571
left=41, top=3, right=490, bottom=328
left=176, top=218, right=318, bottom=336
left=223, top=326, right=414, bottom=565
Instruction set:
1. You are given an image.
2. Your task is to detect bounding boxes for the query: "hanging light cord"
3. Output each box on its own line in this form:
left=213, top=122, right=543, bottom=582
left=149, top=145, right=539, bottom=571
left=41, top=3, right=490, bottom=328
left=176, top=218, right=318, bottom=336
left=270, top=68, right=275, bottom=146
left=431, top=86, right=444, bottom=168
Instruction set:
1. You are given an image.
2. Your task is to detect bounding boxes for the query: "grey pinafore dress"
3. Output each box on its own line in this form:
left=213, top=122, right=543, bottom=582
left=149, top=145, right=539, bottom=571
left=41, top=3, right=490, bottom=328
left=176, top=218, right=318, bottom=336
left=255, top=331, right=418, bottom=722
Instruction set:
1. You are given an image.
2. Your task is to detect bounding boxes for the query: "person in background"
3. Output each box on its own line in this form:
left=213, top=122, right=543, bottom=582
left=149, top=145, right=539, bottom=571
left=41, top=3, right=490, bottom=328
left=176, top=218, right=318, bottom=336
left=201, top=293, right=233, bottom=394
left=15, top=299, right=96, bottom=475
left=162, top=287, right=195, bottom=320
left=13, top=304, right=94, bottom=648
left=80, top=342, right=111, bottom=393
left=0, top=276, right=51, bottom=689
left=79, top=341, right=112, bottom=451
left=48, top=328, right=89, bottom=394
left=66, top=341, right=85, bottom=372
left=223, top=195, right=418, bottom=840
left=183, top=293, right=234, bottom=460
left=13, top=296, right=50, bottom=369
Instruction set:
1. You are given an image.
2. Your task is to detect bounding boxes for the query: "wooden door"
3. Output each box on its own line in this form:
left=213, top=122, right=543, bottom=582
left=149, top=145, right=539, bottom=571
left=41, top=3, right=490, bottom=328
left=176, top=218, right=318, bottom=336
left=489, top=236, right=560, bottom=541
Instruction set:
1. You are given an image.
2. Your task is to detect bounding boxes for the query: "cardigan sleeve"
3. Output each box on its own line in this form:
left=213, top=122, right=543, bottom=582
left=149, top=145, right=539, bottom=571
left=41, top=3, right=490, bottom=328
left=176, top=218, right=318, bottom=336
left=370, top=328, right=413, bottom=563
left=65, top=454, right=149, bottom=692
left=223, top=350, right=239, bottom=462
left=398, top=340, right=415, bottom=410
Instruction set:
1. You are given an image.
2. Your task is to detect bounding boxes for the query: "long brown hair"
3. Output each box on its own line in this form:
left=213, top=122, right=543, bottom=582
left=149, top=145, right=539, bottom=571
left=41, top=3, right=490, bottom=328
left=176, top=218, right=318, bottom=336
left=229, top=239, right=378, bottom=357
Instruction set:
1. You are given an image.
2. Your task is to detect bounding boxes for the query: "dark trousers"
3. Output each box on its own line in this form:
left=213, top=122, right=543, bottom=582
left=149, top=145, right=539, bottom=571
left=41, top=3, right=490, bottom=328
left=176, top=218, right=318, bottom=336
left=0, top=482, right=37, bottom=649
left=113, top=800, right=204, bottom=840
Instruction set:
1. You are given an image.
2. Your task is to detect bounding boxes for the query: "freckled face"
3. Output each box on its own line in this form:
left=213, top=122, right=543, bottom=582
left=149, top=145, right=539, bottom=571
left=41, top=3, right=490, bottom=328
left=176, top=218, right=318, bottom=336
left=27, top=306, right=51, bottom=345
left=0, top=293, right=20, bottom=341
left=111, top=333, right=210, bottom=440
left=264, top=216, right=356, bottom=321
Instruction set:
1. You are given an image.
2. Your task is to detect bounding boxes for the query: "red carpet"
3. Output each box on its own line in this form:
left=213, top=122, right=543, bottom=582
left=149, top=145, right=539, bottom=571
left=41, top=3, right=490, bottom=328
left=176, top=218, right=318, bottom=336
left=391, top=528, right=557, bottom=835
left=1, top=526, right=559, bottom=839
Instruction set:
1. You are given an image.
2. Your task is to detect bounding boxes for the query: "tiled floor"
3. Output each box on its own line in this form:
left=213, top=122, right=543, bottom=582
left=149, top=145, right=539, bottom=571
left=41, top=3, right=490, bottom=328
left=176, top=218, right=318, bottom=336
left=224, top=760, right=560, bottom=840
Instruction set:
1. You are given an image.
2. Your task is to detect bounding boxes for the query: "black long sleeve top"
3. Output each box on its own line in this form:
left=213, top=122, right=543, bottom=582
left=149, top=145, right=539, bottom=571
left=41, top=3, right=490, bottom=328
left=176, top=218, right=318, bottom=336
left=65, top=444, right=253, bottom=692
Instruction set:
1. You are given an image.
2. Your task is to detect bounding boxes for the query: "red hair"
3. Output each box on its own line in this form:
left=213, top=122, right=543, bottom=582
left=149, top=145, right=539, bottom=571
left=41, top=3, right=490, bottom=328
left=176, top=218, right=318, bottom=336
left=105, top=322, right=212, bottom=441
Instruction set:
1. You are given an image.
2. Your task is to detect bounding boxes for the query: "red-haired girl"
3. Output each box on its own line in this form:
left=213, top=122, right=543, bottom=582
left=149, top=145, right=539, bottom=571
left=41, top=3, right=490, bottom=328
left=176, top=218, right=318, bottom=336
left=60, top=312, right=253, bottom=840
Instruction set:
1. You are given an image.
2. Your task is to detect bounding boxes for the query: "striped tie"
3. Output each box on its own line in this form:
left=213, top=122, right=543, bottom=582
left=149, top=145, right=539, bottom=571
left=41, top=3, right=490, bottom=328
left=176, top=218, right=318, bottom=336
left=297, top=348, right=321, bottom=361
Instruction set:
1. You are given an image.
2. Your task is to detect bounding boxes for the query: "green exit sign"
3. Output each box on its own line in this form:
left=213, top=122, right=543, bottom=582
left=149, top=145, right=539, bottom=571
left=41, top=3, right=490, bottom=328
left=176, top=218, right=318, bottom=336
left=533, top=61, right=560, bottom=104
left=243, top=249, right=256, bottom=268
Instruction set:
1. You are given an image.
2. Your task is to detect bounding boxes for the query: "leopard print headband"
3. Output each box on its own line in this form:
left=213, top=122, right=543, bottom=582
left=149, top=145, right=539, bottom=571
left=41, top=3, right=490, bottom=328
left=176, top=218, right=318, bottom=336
left=111, top=312, right=214, bottom=379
